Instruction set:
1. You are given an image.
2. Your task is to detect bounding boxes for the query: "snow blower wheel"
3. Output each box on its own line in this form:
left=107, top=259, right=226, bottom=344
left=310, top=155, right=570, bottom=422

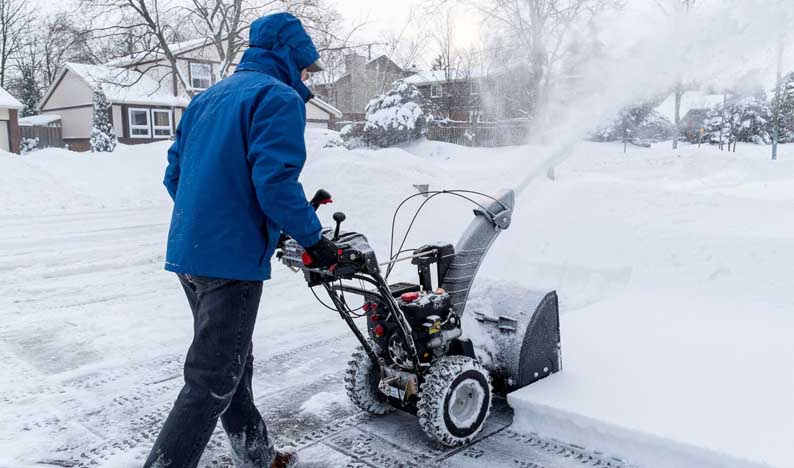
left=277, top=188, right=562, bottom=447
left=345, top=343, right=392, bottom=415
left=417, top=356, right=492, bottom=446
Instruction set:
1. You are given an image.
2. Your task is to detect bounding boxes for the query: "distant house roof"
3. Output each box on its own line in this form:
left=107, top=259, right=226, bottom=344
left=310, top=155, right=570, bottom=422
left=0, top=86, right=23, bottom=110
left=19, top=114, right=61, bottom=126
left=40, top=63, right=190, bottom=109
left=308, top=97, right=342, bottom=118
left=656, top=91, right=725, bottom=123
left=307, top=54, right=405, bottom=88
left=402, top=69, right=488, bottom=86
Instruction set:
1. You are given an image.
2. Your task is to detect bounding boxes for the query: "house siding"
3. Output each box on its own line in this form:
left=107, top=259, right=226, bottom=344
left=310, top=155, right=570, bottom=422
left=43, top=70, right=93, bottom=109
left=42, top=107, right=93, bottom=140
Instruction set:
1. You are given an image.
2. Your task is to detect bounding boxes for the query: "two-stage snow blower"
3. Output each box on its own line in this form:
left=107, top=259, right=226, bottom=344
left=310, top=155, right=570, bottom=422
left=277, top=188, right=561, bottom=447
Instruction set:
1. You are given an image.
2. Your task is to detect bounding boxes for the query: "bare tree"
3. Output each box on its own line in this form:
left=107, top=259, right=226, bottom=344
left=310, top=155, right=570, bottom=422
left=475, top=0, right=618, bottom=122
left=769, top=0, right=791, bottom=161
left=39, top=14, right=95, bottom=87
left=654, top=0, right=696, bottom=149
left=0, top=0, right=32, bottom=88
left=182, top=0, right=353, bottom=84
left=80, top=0, right=195, bottom=96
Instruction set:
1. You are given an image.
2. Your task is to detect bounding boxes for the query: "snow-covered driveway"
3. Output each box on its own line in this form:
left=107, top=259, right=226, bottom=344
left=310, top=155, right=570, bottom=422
left=0, top=205, right=636, bottom=468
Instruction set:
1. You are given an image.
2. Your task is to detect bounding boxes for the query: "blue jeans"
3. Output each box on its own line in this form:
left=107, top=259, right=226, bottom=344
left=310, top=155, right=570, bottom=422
left=144, top=274, right=274, bottom=468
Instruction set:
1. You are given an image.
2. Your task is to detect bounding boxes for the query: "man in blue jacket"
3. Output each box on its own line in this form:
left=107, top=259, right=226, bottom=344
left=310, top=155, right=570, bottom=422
left=144, top=13, right=338, bottom=468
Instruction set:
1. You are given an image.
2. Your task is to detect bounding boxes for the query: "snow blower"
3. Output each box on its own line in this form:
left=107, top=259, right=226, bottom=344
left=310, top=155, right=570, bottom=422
left=277, top=188, right=561, bottom=447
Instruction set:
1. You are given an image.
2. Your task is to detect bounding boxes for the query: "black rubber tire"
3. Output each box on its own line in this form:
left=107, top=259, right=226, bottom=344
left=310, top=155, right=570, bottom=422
left=344, top=343, right=392, bottom=415
left=416, top=356, right=492, bottom=447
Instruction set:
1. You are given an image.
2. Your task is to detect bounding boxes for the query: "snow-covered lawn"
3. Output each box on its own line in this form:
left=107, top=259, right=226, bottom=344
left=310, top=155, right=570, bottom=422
left=1, top=130, right=792, bottom=467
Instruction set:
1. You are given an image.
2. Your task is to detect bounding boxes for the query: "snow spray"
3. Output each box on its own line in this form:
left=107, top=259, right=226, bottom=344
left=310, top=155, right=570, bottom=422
left=511, top=0, right=791, bottom=196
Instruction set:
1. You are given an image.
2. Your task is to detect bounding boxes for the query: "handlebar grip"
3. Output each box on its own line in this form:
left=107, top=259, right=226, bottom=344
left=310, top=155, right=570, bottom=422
left=310, top=189, right=333, bottom=211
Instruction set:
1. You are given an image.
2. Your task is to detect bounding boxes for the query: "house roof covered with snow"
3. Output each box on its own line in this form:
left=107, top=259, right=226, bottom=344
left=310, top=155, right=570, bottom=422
left=402, top=68, right=493, bottom=86
left=42, top=63, right=190, bottom=108
left=0, top=86, right=23, bottom=110
left=19, top=114, right=61, bottom=126
left=656, top=91, right=725, bottom=123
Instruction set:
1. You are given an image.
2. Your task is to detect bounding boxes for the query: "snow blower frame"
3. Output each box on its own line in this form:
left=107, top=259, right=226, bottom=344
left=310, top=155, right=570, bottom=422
left=277, top=188, right=561, bottom=447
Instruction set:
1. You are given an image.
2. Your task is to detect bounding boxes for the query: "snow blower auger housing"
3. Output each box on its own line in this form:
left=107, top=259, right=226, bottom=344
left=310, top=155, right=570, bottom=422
left=277, top=188, right=561, bottom=447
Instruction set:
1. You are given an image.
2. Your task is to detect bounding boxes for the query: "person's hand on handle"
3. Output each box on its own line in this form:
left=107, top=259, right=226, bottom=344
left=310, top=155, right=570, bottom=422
left=302, top=237, right=338, bottom=269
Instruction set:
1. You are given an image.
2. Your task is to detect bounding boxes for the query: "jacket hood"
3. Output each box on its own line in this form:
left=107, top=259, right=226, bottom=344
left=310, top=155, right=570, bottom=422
left=235, top=13, right=319, bottom=102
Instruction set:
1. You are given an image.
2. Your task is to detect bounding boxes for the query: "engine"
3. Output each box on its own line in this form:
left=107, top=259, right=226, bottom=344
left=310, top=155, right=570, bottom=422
left=366, top=288, right=462, bottom=369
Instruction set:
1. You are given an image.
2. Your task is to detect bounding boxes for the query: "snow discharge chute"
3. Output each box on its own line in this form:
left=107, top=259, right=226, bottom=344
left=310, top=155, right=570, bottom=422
left=440, top=189, right=562, bottom=392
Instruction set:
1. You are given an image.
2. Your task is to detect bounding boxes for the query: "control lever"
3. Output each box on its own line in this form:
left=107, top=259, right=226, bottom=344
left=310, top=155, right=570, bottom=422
left=310, top=189, right=333, bottom=211
left=333, top=212, right=346, bottom=240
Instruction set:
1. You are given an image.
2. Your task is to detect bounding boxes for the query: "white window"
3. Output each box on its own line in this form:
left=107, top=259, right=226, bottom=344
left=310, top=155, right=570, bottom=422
left=190, top=62, right=212, bottom=90
left=128, top=108, right=151, bottom=138
left=430, top=84, right=442, bottom=98
left=152, top=109, right=173, bottom=138
left=470, top=81, right=480, bottom=95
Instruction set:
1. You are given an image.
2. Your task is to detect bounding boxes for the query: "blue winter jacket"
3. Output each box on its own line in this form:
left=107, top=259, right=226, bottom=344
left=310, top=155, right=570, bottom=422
left=163, top=13, right=323, bottom=281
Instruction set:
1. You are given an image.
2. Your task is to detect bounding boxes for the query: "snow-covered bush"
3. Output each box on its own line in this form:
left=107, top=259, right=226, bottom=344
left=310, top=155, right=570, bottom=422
left=20, top=137, right=39, bottom=154
left=90, top=84, right=118, bottom=152
left=340, top=81, right=432, bottom=148
left=704, top=93, right=772, bottom=145
left=592, top=103, right=674, bottom=143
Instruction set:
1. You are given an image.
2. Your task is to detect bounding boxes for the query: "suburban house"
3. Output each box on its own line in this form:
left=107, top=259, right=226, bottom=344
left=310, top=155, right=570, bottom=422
left=402, top=65, right=534, bottom=123
left=310, top=53, right=412, bottom=120
left=39, top=63, right=189, bottom=151
left=0, top=86, right=22, bottom=153
left=655, top=91, right=725, bottom=142
left=37, top=39, right=341, bottom=151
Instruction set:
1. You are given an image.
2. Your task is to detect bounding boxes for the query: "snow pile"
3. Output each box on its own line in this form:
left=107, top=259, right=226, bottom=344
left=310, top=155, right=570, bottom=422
left=18, top=114, right=61, bottom=127
left=0, top=141, right=172, bottom=216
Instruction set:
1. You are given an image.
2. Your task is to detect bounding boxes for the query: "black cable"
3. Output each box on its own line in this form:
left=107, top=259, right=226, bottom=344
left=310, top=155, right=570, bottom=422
left=310, top=285, right=342, bottom=311
left=385, top=189, right=507, bottom=279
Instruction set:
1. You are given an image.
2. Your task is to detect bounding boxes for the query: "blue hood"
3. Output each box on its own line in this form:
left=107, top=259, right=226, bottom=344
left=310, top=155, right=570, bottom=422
left=235, top=12, right=319, bottom=102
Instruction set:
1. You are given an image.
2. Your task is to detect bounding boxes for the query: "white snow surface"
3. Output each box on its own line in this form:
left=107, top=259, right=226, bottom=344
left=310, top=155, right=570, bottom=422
left=0, top=86, right=23, bottom=109
left=1, top=129, right=793, bottom=467
left=65, top=62, right=190, bottom=107
left=18, top=114, right=62, bottom=127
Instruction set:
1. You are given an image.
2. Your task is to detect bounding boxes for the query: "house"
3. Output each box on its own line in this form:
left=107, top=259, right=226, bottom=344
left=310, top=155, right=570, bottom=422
left=0, top=86, right=22, bottom=153
left=306, top=98, right=342, bottom=128
left=402, top=65, right=534, bottom=122
left=403, top=70, right=483, bottom=122
left=38, top=63, right=189, bottom=151
left=655, top=91, right=726, bottom=143
left=37, top=39, right=343, bottom=151
left=106, top=37, right=236, bottom=99
left=109, top=37, right=340, bottom=126
left=310, top=53, right=411, bottom=120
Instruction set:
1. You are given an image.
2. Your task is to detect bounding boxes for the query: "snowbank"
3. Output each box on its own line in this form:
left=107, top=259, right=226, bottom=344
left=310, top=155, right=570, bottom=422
left=0, top=142, right=172, bottom=217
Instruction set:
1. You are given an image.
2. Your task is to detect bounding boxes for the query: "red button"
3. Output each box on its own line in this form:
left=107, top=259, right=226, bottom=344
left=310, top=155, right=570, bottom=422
left=401, top=292, right=420, bottom=302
